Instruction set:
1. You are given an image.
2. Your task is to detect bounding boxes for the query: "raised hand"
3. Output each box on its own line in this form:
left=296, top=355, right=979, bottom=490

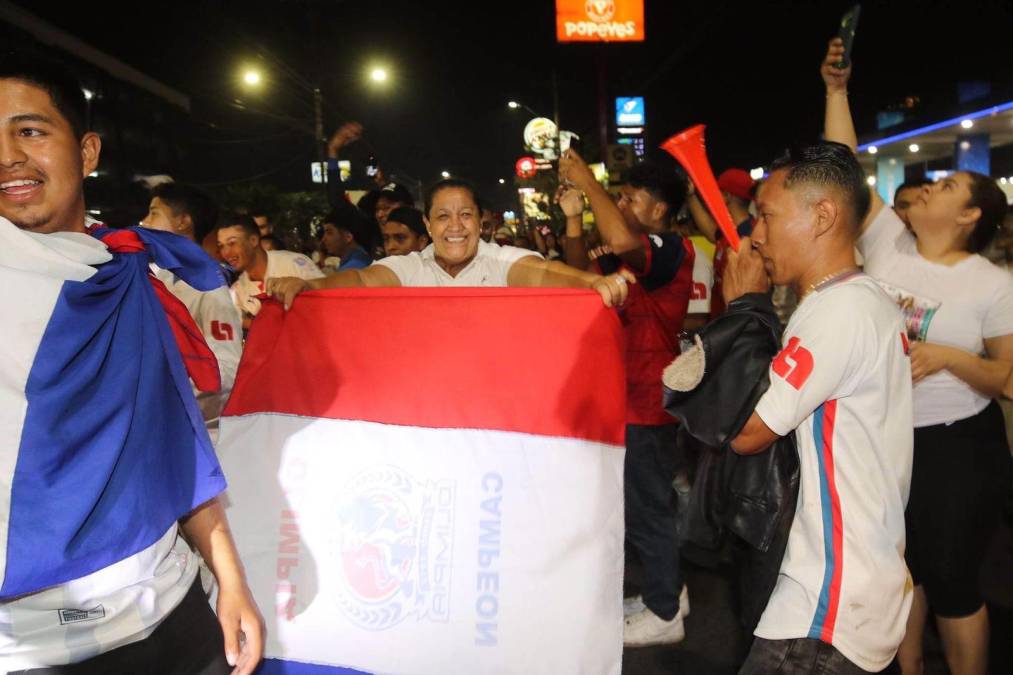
left=722, top=236, right=770, bottom=304
left=555, top=184, right=585, bottom=218
left=559, top=148, right=598, bottom=192
left=821, top=37, right=852, bottom=93
left=327, top=121, right=364, bottom=157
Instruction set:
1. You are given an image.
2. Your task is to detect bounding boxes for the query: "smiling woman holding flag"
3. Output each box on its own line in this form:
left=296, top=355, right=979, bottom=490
left=267, top=178, right=634, bottom=307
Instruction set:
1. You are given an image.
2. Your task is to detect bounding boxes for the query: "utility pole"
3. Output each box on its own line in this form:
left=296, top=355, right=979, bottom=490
left=313, top=87, right=327, bottom=197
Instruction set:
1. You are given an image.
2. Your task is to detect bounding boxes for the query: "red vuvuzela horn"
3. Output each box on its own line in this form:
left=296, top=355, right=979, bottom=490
left=661, top=124, right=741, bottom=252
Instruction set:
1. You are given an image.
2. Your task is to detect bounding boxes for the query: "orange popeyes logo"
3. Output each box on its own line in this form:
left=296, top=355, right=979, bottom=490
left=555, top=0, right=645, bottom=42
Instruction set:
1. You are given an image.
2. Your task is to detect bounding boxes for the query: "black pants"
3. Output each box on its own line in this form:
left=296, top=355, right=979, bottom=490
left=739, top=637, right=872, bottom=675
left=17, top=576, right=230, bottom=675
left=625, top=423, right=682, bottom=620
left=906, top=401, right=1013, bottom=618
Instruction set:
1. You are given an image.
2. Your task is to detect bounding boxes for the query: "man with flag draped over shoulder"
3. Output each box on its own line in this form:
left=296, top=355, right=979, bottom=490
left=0, top=55, right=263, bottom=674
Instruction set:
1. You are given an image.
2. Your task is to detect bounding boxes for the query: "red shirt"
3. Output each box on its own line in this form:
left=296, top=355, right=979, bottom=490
left=597, top=233, right=694, bottom=426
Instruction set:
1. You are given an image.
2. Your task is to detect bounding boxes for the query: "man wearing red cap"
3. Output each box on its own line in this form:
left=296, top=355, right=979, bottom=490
left=687, top=168, right=755, bottom=316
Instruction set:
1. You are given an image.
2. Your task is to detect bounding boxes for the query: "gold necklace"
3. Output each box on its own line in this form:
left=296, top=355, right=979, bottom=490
left=800, top=266, right=860, bottom=301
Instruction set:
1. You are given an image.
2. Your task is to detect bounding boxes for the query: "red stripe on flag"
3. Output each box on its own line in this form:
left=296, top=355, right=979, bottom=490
left=223, top=288, right=627, bottom=446
left=820, top=399, right=844, bottom=642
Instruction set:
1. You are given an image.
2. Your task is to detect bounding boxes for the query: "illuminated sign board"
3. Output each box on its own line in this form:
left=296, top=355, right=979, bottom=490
left=615, top=97, right=645, bottom=126
left=556, top=0, right=645, bottom=43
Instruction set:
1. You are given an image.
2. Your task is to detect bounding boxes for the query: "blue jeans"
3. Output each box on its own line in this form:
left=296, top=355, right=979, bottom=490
left=739, top=638, right=873, bottom=674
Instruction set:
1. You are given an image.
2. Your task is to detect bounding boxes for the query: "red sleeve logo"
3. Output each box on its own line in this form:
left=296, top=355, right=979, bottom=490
left=690, top=282, right=708, bottom=300
left=772, top=336, right=814, bottom=390
left=211, top=320, right=235, bottom=341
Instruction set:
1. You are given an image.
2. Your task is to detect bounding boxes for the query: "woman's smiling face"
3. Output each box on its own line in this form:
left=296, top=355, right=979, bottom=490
left=426, top=186, right=481, bottom=276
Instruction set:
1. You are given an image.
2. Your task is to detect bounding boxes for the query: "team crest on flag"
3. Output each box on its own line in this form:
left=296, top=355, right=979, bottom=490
left=331, top=465, right=455, bottom=631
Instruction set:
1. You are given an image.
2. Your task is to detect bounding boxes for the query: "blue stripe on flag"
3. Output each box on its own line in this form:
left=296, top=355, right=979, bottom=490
left=2, top=229, right=226, bottom=598
left=256, top=658, right=370, bottom=674
left=807, top=403, right=835, bottom=640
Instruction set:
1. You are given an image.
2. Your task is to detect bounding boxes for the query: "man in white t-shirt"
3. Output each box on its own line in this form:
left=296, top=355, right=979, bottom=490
left=724, top=142, right=913, bottom=674
left=139, top=183, right=243, bottom=433
left=217, top=214, right=324, bottom=325
left=0, top=58, right=262, bottom=675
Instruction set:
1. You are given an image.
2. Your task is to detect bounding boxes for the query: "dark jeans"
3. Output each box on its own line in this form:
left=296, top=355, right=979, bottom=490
left=625, top=423, right=682, bottom=620
left=739, top=638, right=872, bottom=675
left=17, top=576, right=230, bottom=675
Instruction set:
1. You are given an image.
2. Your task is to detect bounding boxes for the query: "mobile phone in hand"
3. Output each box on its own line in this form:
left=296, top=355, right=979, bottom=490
left=366, top=154, right=379, bottom=177
left=835, top=4, right=861, bottom=69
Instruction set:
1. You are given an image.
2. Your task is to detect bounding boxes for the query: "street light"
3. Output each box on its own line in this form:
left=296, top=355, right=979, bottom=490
left=235, top=63, right=326, bottom=195
left=370, top=67, right=389, bottom=84
left=507, top=100, right=539, bottom=117
left=498, top=178, right=506, bottom=184
left=441, top=171, right=451, bottom=179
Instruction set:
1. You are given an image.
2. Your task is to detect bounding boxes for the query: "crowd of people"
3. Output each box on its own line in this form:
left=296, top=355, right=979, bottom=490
left=1, top=30, right=1012, bottom=675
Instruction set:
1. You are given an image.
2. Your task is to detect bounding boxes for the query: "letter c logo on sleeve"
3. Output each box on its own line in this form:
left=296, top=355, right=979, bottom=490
left=772, top=336, right=814, bottom=390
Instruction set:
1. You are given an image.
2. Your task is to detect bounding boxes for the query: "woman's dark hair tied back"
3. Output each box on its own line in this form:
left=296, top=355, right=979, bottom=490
left=964, top=171, right=1007, bottom=253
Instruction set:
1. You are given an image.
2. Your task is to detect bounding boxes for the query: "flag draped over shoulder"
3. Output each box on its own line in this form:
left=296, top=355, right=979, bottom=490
left=218, top=288, right=627, bottom=675
left=0, top=218, right=227, bottom=599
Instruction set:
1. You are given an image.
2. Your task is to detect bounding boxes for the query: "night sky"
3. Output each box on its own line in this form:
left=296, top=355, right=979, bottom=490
left=13, top=0, right=1013, bottom=209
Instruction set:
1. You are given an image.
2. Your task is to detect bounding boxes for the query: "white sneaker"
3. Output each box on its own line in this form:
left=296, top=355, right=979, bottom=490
left=623, top=607, right=686, bottom=647
left=622, top=586, right=690, bottom=618
left=623, top=594, right=646, bottom=616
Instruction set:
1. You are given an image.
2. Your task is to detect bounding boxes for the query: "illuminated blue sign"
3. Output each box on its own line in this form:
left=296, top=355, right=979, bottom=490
left=615, top=97, right=645, bottom=126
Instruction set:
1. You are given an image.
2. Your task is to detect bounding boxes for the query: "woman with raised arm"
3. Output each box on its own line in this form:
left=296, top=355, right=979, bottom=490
left=267, top=178, right=634, bottom=308
left=821, top=38, right=1013, bottom=675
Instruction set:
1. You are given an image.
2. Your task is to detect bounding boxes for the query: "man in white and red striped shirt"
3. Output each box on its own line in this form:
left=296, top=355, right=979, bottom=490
left=724, top=142, right=913, bottom=674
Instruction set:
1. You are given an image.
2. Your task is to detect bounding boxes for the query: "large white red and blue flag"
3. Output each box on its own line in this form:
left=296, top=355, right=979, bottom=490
left=0, top=217, right=226, bottom=599
left=218, top=288, right=627, bottom=675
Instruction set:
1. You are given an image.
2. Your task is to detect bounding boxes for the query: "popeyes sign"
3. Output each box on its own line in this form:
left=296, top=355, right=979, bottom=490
left=556, top=0, right=645, bottom=42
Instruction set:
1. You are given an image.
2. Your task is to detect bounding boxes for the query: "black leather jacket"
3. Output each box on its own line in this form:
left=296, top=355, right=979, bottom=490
left=663, top=293, right=799, bottom=632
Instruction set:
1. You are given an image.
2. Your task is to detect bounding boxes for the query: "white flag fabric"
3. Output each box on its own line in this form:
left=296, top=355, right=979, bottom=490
left=217, top=288, right=627, bottom=675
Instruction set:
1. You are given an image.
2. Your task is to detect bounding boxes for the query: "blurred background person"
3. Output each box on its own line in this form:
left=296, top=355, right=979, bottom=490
left=321, top=209, right=372, bottom=270
left=382, top=206, right=430, bottom=256
left=140, top=182, right=242, bottom=433
left=560, top=152, right=694, bottom=648
left=260, top=234, right=284, bottom=251
left=217, top=213, right=323, bottom=327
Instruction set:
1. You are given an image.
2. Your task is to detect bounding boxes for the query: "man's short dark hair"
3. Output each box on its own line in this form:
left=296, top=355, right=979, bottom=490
left=323, top=209, right=370, bottom=248
left=627, top=162, right=688, bottom=221
left=0, top=53, right=88, bottom=140
left=151, top=183, right=220, bottom=242
left=219, top=213, right=260, bottom=238
left=386, top=206, right=428, bottom=238
left=769, top=141, right=871, bottom=231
